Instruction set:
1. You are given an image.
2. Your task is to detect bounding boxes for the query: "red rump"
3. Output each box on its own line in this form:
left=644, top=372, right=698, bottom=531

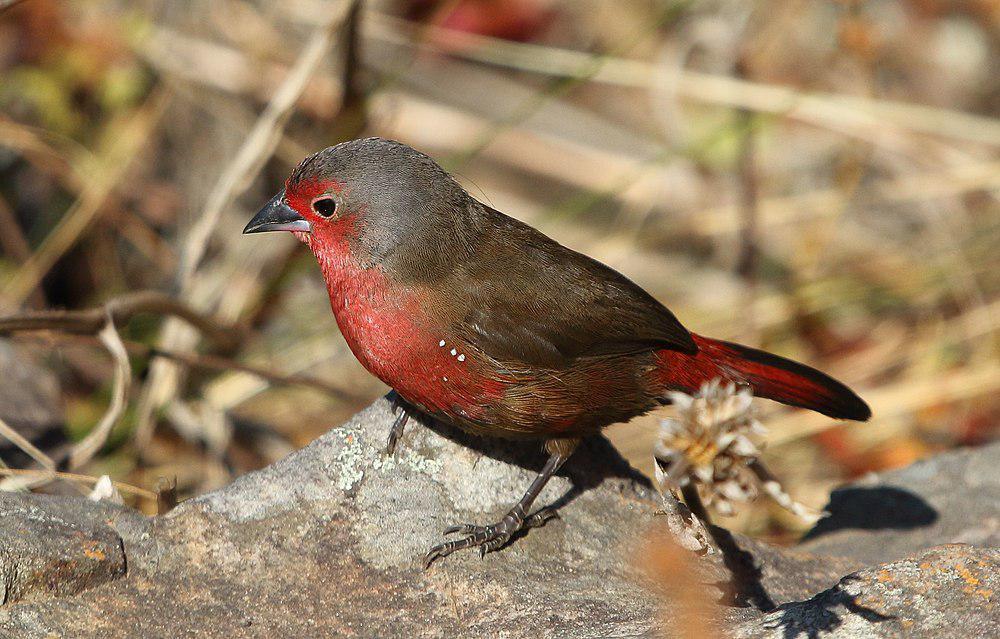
left=655, top=334, right=871, bottom=421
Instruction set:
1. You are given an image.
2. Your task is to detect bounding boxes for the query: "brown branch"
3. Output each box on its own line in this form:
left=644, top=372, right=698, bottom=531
left=0, top=291, right=244, bottom=351
left=137, top=345, right=367, bottom=403
left=0, top=193, right=32, bottom=264
left=0, top=193, right=46, bottom=309
left=12, top=331, right=368, bottom=404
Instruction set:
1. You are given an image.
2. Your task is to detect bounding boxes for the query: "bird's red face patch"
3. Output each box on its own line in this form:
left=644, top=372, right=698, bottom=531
left=284, top=176, right=358, bottom=247
left=285, top=176, right=343, bottom=218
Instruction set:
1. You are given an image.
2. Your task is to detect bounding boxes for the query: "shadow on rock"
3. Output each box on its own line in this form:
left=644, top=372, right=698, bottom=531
left=803, top=486, right=938, bottom=541
left=395, top=392, right=652, bottom=514
left=706, top=524, right=777, bottom=612
left=761, top=576, right=897, bottom=639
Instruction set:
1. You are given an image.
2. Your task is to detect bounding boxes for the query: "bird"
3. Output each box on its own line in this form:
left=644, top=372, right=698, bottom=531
left=244, top=137, right=871, bottom=566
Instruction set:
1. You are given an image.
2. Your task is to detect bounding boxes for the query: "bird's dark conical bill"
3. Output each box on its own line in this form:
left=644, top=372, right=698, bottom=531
left=243, top=191, right=311, bottom=234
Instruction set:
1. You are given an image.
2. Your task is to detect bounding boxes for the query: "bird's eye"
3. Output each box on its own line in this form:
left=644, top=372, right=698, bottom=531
left=312, top=197, right=338, bottom=218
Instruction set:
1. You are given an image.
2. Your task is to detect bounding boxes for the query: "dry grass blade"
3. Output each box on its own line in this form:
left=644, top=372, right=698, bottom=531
left=137, top=3, right=351, bottom=447
left=174, top=5, right=349, bottom=287
left=0, top=290, right=243, bottom=350
left=0, top=193, right=33, bottom=264
left=68, top=318, right=131, bottom=470
left=0, top=467, right=156, bottom=500
left=367, top=13, right=1000, bottom=147
left=0, top=88, right=171, bottom=308
left=0, top=116, right=90, bottom=192
left=0, top=415, right=55, bottom=471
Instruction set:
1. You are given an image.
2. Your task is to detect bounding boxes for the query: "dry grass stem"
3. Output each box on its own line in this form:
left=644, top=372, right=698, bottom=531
left=0, top=117, right=90, bottom=192
left=0, top=415, right=55, bottom=471
left=1, top=89, right=171, bottom=308
left=67, top=318, right=131, bottom=470
left=174, top=4, right=350, bottom=288
left=137, top=2, right=350, bottom=448
left=367, top=13, right=1000, bottom=147
left=0, top=467, right=156, bottom=500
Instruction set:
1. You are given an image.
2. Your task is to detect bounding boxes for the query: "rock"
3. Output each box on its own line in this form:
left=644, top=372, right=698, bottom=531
left=0, top=398, right=993, bottom=638
left=0, top=398, right=673, bottom=637
left=736, top=544, right=999, bottom=639
left=801, top=442, right=1000, bottom=565
left=0, top=339, right=62, bottom=455
left=0, top=495, right=139, bottom=605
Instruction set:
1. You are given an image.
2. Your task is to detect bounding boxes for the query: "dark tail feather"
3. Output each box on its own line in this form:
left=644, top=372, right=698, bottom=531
left=655, top=334, right=871, bottom=421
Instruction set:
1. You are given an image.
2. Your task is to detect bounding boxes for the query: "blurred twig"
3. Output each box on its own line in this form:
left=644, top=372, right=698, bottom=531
left=0, top=193, right=32, bottom=264
left=366, top=13, right=1000, bottom=147
left=0, top=290, right=243, bottom=351
left=637, top=530, right=722, bottom=639
left=341, top=0, right=366, bottom=113
left=137, top=4, right=350, bottom=449
left=0, top=88, right=171, bottom=308
left=442, top=3, right=683, bottom=171
left=0, top=117, right=91, bottom=191
left=684, top=159, right=1000, bottom=238
left=0, top=193, right=46, bottom=308
left=12, top=328, right=366, bottom=403
left=0, top=415, right=55, bottom=471
left=173, top=7, right=346, bottom=287
left=141, top=345, right=365, bottom=402
left=0, top=0, right=27, bottom=14
left=0, top=289, right=264, bottom=470
left=734, top=58, right=760, bottom=346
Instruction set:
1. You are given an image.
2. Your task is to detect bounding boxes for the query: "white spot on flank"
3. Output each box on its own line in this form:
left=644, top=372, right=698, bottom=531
left=443, top=376, right=448, bottom=382
left=457, top=354, right=466, bottom=362
left=344, top=298, right=350, bottom=309
left=450, top=348, right=457, bottom=356
left=439, top=340, right=446, bottom=347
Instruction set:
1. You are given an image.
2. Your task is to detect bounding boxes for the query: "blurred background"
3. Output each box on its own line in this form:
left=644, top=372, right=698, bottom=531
left=0, top=0, right=996, bottom=541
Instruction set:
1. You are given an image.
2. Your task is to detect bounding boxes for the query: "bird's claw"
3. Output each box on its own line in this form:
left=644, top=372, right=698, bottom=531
left=386, top=394, right=410, bottom=456
left=423, top=506, right=559, bottom=568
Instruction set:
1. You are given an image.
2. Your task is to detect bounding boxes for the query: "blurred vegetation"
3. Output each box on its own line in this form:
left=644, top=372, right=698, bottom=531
left=0, top=0, right=997, bottom=540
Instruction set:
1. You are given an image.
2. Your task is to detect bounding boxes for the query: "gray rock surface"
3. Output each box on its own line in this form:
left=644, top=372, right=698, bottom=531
left=737, top=544, right=999, bottom=639
left=0, top=397, right=995, bottom=638
left=0, top=398, right=671, bottom=637
left=0, top=496, right=136, bottom=605
left=0, top=339, right=62, bottom=450
left=801, top=442, right=1000, bottom=565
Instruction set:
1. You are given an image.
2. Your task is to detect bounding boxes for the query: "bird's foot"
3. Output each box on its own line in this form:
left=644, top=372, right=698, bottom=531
left=386, top=394, right=411, bottom=456
left=423, top=505, right=558, bottom=568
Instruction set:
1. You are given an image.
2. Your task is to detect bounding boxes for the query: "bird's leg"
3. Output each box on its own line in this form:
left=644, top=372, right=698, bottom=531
left=386, top=391, right=411, bottom=456
left=424, top=438, right=578, bottom=568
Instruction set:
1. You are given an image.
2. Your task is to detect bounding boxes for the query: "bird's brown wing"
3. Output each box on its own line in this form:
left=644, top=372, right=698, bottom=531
left=448, top=212, right=696, bottom=369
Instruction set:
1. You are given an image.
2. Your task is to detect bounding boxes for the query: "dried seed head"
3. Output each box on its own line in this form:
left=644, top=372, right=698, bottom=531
left=652, top=379, right=821, bottom=521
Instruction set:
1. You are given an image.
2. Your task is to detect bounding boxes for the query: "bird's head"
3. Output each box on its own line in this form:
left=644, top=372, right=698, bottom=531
left=244, top=137, right=476, bottom=274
